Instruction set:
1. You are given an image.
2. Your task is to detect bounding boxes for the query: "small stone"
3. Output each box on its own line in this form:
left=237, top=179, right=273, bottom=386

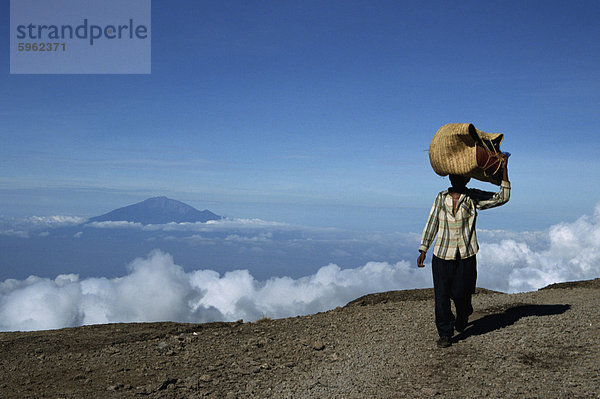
left=107, top=384, right=123, bottom=391
left=136, top=386, right=153, bottom=394
left=199, top=374, right=212, bottom=382
left=312, top=341, right=325, bottom=351
left=158, top=341, right=170, bottom=352
left=157, top=378, right=178, bottom=391
left=105, top=346, right=120, bottom=355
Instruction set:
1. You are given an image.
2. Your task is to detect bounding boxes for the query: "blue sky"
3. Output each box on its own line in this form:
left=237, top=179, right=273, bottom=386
left=1, top=0, right=599, bottom=231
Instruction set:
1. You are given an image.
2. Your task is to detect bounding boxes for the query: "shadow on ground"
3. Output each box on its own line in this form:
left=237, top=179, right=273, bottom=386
left=455, top=304, right=571, bottom=342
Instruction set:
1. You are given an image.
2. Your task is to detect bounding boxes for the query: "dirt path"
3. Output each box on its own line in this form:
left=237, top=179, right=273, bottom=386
left=1, top=280, right=598, bottom=398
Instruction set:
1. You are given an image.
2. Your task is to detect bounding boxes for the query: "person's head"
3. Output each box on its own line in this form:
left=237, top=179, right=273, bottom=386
left=449, top=174, right=470, bottom=189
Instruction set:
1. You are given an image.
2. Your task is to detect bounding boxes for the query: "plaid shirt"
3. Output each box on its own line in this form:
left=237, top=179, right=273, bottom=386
left=419, top=181, right=510, bottom=260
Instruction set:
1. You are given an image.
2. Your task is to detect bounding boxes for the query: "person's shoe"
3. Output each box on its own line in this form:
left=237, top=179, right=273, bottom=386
left=437, top=336, right=452, bottom=348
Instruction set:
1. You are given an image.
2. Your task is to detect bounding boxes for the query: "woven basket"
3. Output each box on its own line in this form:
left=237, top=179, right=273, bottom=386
left=429, top=123, right=504, bottom=185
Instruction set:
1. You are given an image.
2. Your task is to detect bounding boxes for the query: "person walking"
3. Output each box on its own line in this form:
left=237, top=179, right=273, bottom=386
left=417, top=158, right=510, bottom=348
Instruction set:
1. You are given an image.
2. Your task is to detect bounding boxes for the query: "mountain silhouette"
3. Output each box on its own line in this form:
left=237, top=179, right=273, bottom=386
left=88, top=196, right=222, bottom=224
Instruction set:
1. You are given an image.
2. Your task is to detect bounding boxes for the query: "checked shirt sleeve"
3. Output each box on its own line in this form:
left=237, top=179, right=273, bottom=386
left=471, top=181, right=511, bottom=210
left=419, top=193, right=442, bottom=253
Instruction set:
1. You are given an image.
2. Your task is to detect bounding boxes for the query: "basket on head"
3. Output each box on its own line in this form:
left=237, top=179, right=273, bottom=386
left=429, top=123, right=504, bottom=185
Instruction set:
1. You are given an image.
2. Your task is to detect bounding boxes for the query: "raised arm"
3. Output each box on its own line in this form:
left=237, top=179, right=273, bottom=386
left=471, top=157, right=510, bottom=210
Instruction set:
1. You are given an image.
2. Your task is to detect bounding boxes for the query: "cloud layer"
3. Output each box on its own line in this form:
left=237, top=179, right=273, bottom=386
left=0, top=215, right=86, bottom=238
left=1, top=203, right=600, bottom=332
left=477, top=202, right=600, bottom=292
left=0, top=250, right=428, bottom=331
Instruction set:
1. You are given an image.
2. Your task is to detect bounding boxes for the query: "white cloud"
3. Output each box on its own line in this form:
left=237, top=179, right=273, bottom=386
left=225, top=232, right=273, bottom=243
left=206, top=218, right=289, bottom=227
left=0, top=215, right=85, bottom=236
left=85, top=217, right=331, bottom=234
left=0, top=229, right=29, bottom=238
left=477, top=202, right=600, bottom=292
left=0, top=250, right=430, bottom=332
left=86, top=221, right=144, bottom=229
left=477, top=228, right=549, bottom=249
left=26, top=215, right=86, bottom=226
left=163, top=234, right=216, bottom=245
left=84, top=218, right=286, bottom=232
left=2, top=203, right=600, bottom=332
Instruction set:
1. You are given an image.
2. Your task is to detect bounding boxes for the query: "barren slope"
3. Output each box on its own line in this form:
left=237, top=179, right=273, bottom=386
left=1, top=279, right=598, bottom=398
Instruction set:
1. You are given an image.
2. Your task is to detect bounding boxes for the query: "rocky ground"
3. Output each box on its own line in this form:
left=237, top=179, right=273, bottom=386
left=1, top=279, right=598, bottom=398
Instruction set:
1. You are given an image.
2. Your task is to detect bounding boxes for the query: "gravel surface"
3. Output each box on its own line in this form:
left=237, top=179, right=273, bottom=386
left=1, top=279, right=598, bottom=398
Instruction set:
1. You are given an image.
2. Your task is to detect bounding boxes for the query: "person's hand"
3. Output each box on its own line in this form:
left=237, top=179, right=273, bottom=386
left=417, top=251, right=426, bottom=268
left=501, top=154, right=509, bottom=182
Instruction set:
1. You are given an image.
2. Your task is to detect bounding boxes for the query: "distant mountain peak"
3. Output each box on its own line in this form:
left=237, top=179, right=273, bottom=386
left=88, top=197, right=222, bottom=225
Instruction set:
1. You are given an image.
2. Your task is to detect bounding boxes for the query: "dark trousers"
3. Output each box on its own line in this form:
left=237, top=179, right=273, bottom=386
left=432, top=254, right=477, bottom=337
